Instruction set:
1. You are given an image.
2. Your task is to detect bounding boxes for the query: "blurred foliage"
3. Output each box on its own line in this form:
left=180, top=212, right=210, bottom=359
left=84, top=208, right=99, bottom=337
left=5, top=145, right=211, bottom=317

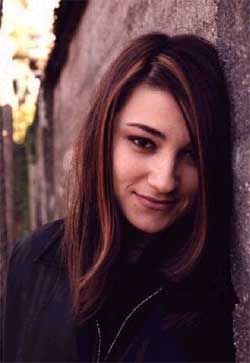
left=13, top=96, right=36, bottom=143
left=1, top=0, right=59, bottom=144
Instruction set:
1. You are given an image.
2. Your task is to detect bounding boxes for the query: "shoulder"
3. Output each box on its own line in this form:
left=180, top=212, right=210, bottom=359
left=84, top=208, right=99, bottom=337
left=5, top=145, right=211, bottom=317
left=8, top=219, right=65, bottom=272
left=5, top=219, right=65, bottom=312
left=15, top=219, right=64, bottom=257
left=3, top=220, right=67, bottom=362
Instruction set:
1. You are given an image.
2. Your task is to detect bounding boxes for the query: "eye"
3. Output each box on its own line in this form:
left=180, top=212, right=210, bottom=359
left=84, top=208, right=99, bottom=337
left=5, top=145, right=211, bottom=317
left=127, top=136, right=156, bottom=151
left=180, top=148, right=197, bottom=164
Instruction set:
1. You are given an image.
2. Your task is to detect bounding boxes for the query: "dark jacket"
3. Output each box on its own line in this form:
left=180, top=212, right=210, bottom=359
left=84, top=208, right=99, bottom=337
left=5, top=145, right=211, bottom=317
left=2, top=220, right=236, bottom=362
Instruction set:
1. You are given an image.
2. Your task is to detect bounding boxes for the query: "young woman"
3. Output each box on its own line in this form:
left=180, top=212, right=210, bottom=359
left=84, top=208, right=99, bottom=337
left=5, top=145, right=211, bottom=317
left=3, top=32, right=237, bottom=362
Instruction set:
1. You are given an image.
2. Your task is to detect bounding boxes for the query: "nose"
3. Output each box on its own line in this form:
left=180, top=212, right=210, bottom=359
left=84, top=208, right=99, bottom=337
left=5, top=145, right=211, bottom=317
left=147, top=157, right=178, bottom=194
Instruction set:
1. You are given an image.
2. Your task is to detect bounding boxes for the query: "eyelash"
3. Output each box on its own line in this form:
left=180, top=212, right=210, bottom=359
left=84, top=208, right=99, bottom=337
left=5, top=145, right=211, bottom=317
left=180, top=149, right=197, bottom=164
left=127, top=136, right=156, bottom=151
left=127, top=135, right=197, bottom=163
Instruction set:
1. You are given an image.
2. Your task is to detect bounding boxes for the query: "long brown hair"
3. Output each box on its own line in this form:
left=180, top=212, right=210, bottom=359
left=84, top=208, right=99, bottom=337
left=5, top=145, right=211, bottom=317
left=63, top=32, right=232, bottom=324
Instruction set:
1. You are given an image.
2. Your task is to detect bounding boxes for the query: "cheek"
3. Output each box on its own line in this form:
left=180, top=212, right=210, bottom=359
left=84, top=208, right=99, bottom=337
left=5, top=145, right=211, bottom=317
left=181, top=168, right=199, bottom=195
left=112, top=143, right=135, bottom=192
left=112, top=144, right=145, bottom=196
left=113, top=146, right=128, bottom=180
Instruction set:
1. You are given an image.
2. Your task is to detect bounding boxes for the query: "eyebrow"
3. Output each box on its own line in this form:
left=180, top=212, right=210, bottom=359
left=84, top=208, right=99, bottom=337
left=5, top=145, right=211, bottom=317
left=125, top=122, right=166, bottom=140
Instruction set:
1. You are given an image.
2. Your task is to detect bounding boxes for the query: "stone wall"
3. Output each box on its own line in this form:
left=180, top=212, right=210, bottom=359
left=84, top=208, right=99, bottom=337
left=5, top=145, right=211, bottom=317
left=216, top=1, right=250, bottom=361
left=44, top=0, right=249, bottom=361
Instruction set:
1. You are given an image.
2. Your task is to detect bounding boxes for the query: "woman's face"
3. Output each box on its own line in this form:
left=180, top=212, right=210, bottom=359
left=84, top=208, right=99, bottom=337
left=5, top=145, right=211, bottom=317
left=112, top=85, right=199, bottom=234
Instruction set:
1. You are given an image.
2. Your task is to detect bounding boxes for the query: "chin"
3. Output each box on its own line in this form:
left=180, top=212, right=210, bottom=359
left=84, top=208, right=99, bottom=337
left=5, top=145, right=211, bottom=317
left=129, top=218, right=174, bottom=234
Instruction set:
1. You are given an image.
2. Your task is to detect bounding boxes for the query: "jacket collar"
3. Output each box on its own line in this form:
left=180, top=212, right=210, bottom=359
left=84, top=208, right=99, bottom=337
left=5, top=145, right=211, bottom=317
left=32, top=219, right=237, bottom=310
left=33, top=219, right=65, bottom=269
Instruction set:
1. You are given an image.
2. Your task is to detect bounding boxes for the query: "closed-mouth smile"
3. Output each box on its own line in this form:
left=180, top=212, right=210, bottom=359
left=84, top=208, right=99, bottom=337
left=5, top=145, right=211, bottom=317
left=135, top=192, right=178, bottom=210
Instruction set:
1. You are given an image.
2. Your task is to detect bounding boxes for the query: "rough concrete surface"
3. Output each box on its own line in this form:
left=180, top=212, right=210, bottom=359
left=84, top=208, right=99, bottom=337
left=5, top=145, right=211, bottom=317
left=217, top=0, right=250, bottom=361
left=51, top=1, right=249, bottom=361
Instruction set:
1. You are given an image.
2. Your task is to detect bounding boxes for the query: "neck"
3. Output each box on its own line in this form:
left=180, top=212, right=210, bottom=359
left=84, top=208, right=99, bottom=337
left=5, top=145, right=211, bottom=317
left=119, top=217, right=168, bottom=265
left=118, top=211, right=195, bottom=266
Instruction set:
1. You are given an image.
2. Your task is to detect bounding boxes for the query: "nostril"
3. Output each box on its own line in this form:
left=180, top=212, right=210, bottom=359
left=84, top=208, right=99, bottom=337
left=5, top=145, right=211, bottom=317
left=147, top=171, right=178, bottom=194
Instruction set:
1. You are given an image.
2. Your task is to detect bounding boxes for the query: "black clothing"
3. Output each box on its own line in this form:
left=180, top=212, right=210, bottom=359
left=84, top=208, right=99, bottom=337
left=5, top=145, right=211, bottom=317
left=2, top=220, right=237, bottom=362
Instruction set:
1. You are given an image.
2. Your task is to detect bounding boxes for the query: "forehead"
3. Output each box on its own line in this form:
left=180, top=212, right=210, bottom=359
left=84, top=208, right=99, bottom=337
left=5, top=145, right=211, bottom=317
left=116, top=85, right=191, bottom=144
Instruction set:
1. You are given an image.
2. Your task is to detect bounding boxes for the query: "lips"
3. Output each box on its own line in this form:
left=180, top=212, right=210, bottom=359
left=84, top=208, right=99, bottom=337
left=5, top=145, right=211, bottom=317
left=135, top=192, right=178, bottom=211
